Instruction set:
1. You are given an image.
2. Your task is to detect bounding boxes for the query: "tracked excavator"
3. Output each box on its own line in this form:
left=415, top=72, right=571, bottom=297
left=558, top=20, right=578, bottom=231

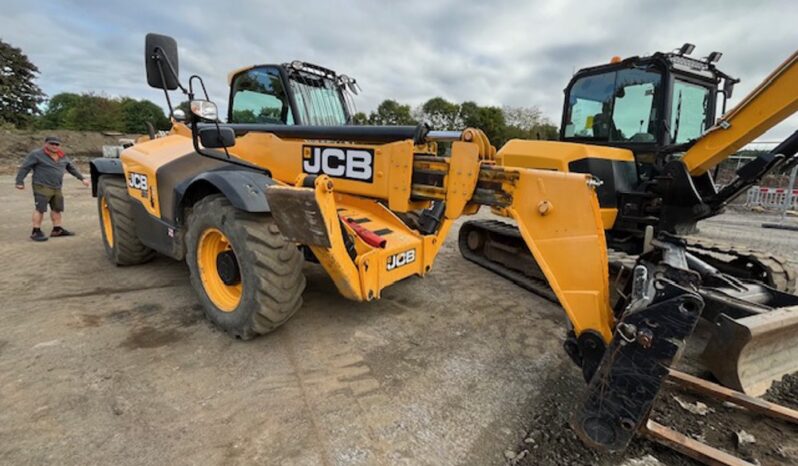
left=92, top=34, right=795, bottom=454
left=459, top=45, right=798, bottom=397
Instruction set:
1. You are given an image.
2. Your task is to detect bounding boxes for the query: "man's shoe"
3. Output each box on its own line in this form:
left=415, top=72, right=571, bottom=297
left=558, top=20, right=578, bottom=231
left=30, top=230, right=48, bottom=242
left=50, top=227, right=75, bottom=237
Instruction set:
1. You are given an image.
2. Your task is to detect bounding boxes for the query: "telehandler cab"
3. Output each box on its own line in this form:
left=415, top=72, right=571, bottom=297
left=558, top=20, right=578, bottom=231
left=89, top=34, right=790, bottom=453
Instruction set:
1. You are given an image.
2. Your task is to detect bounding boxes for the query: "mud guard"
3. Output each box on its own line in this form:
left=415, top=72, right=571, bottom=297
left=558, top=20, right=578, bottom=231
left=176, top=169, right=276, bottom=217
left=573, top=256, right=704, bottom=451
left=89, top=158, right=125, bottom=197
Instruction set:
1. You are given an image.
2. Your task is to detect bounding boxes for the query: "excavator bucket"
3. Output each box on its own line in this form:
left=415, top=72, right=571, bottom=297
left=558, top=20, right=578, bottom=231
left=702, top=307, right=798, bottom=396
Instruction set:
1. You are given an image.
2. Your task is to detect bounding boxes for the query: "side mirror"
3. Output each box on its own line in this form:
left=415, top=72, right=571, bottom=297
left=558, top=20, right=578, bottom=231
left=198, top=127, right=236, bottom=149
left=145, top=33, right=180, bottom=90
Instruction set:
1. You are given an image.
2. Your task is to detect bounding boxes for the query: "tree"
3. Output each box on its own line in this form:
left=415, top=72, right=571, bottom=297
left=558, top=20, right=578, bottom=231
left=119, top=98, right=170, bottom=132
left=459, top=101, right=506, bottom=144
left=368, top=100, right=417, bottom=125
left=0, top=39, right=45, bottom=127
left=175, top=100, right=191, bottom=115
left=502, top=106, right=545, bottom=130
left=420, top=97, right=460, bottom=129
left=61, top=93, right=123, bottom=131
left=36, top=92, right=81, bottom=129
left=352, top=111, right=368, bottom=125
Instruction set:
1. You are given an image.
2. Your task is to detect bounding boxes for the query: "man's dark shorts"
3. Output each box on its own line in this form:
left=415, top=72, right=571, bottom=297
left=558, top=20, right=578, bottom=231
left=32, top=184, right=64, bottom=213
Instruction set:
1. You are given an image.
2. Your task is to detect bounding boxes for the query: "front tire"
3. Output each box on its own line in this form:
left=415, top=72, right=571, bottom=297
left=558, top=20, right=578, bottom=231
left=97, top=176, right=155, bottom=265
left=185, top=195, right=306, bottom=339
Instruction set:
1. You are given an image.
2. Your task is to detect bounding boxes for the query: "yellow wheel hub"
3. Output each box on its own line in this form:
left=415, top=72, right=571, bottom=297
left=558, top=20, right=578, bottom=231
left=197, top=228, right=242, bottom=312
left=101, top=197, right=114, bottom=247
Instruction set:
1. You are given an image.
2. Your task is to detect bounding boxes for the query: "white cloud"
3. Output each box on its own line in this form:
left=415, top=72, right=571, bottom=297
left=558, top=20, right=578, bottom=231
left=1, top=0, right=796, bottom=140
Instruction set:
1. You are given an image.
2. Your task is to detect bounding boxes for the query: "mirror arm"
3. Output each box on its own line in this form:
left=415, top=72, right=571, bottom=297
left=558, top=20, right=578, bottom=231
left=188, top=75, right=210, bottom=101
left=155, top=60, right=176, bottom=117
left=153, top=46, right=187, bottom=94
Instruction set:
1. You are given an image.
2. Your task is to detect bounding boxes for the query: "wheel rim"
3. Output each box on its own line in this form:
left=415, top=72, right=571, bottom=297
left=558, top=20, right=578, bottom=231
left=197, top=228, right=242, bottom=312
left=101, top=197, right=114, bottom=247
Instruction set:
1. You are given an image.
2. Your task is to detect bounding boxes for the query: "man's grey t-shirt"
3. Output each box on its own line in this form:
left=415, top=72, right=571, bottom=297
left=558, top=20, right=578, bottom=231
left=15, top=149, right=85, bottom=189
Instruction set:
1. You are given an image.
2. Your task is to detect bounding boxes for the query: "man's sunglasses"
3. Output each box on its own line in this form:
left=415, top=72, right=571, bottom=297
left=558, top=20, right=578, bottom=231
left=47, top=142, right=61, bottom=147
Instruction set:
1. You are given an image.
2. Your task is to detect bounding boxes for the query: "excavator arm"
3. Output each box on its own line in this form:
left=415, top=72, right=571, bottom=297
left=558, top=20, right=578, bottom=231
left=682, top=50, right=798, bottom=176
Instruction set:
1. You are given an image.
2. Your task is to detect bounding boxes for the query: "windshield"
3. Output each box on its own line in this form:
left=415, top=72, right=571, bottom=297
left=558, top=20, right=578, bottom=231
left=564, top=68, right=663, bottom=143
left=288, top=71, right=348, bottom=125
left=670, top=79, right=710, bottom=143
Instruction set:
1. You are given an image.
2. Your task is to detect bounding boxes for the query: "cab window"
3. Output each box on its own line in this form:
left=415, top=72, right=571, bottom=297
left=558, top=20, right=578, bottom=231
left=671, top=80, right=710, bottom=143
left=564, top=68, right=662, bottom=143
left=230, top=67, right=294, bottom=124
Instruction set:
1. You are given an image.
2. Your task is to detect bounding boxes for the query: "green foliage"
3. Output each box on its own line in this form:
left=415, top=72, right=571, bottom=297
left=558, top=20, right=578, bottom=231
left=360, top=98, right=558, bottom=148
left=421, top=97, right=460, bottom=129
left=120, top=98, right=171, bottom=132
left=0, top=39, right=46, bottom=127
left=35, top=92, right=80, bottom=129
left=61, top=94, right=123, bottom=131
left=175, top=100, right=191, bottom=115
left=232, top=109, right=257, bottom=123
left=36, top=92, right=169, bottom=133
left=352, top=112, right=368, bottom=125
left=367, top=100, right=417, bottom=125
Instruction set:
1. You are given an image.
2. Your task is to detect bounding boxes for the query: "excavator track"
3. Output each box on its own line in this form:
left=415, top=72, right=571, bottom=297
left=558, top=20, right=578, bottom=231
left=458, top=219, right=558, bottom=302
left=684, top=238, right=796, bottom=293
left=460, top=219, right=797, bottom=299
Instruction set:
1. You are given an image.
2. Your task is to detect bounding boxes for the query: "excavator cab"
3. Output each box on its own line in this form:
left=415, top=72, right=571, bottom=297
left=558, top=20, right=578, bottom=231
left=560, top=44, right=736, bottom=176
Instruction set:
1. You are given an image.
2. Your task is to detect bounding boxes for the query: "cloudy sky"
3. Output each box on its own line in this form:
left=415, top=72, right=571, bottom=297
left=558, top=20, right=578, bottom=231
left=2, top=0, right=796, bottom=140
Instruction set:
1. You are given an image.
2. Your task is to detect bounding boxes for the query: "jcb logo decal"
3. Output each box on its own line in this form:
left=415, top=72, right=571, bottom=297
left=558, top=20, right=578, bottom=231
left=387, top=249, right=416, bottom=271
left=303, top=145, right=374, bottom=182
left=128, top=172, right=149, bottom=196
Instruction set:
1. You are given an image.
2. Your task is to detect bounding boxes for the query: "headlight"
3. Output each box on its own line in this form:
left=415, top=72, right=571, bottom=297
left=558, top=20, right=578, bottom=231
left=190, top=100, right=218, bottom=121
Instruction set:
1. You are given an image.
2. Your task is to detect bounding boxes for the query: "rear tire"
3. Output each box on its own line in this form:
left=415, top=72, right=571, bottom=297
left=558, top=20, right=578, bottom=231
left=97, top=176, right=155, bottom=265
left=185, top=195, right=306, bottom=339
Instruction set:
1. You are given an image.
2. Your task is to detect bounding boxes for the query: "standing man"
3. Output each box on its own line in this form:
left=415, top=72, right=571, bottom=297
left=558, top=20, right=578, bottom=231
left=15, top=136, right=90, bottom=241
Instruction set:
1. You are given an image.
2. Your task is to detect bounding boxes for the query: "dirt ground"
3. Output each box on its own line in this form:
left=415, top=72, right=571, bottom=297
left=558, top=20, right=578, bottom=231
left=0, top=176, right=796, bottom=465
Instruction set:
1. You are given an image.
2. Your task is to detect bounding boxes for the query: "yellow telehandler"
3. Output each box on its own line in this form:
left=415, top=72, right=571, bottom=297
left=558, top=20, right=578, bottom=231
left=90, top=34, right=797, bottom=453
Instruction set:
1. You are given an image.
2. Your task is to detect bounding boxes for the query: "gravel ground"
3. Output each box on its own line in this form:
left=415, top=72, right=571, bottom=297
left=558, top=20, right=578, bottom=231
left=0, top=176, right=796, bottom=465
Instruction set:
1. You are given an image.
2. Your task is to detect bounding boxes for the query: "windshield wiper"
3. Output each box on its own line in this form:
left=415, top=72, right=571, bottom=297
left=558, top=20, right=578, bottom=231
left=672, top=90, right=683, bottom=143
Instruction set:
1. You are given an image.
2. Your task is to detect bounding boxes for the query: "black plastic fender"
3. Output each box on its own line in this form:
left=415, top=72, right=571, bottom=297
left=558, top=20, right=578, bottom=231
left=175, top=169, right=275, bottom=222
left=89, top=158, right=125, bottom=197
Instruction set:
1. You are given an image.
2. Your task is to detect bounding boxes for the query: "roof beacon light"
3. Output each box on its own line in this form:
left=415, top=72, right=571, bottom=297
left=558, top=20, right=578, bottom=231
left=679, top=43, right=696, bottom=55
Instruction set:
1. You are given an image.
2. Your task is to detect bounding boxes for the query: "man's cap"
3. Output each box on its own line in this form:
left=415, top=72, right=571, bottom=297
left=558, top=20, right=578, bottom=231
left=44, top=136, right=62, bottom=144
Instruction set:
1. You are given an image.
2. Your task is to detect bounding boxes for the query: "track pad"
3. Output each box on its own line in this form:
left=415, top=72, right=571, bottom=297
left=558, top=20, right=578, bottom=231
left=572, top=275, right=703, bottom=451
left=266, top=186, right=331, bottom=248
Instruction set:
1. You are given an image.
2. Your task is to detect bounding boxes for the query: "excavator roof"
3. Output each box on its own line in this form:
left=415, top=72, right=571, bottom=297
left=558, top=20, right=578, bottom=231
left=573, top=48, right=729, bottom=85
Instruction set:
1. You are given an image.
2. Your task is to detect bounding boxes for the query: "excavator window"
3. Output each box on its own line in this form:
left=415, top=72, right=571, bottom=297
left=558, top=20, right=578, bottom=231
left=230, top=66, right=295, bottom=124
left=564, top=68, right=662, bottom=143
left=670, top=79, right=710, bottom=143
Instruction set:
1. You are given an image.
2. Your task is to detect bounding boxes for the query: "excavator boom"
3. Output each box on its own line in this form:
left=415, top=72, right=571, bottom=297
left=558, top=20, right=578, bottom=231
left=682, top=51, right=798, bottom=175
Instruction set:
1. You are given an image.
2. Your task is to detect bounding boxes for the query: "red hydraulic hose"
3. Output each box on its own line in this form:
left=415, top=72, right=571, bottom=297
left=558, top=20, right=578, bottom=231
left=340, top=216, right=387, bottom=248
